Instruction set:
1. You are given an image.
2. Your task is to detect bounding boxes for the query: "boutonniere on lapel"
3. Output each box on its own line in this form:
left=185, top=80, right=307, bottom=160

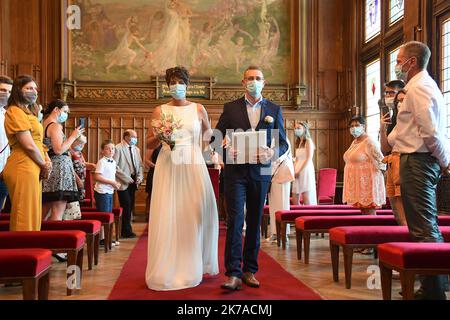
left=264, top=116, right=274, bottom=124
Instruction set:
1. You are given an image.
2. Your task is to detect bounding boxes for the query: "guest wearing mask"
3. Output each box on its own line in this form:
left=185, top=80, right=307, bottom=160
left=292, top=122, right=317, bottom=205
left=394, top=41, right=450, bottom=300
left=0, top=76, right=13, bottom=211
left=114, top=129, right=144, bottom=238
left=42, top=99, right=84, bottom=221
left=379, top=80, right=407, bottom=225
left=3, top=75, right=52, bottom=231
left=69, top=134, right=96, bottom=204
left=343, top=116, right=386, bottom=216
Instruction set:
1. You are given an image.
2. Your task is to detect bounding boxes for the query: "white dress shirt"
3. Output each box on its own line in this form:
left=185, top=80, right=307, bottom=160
left=94, top=157, right=117, bottom=194
left=0, top=107, right=11, bottom=172
left=395, top=70, right=449, bottom=168
left=245, top=96, right=263, bottom=130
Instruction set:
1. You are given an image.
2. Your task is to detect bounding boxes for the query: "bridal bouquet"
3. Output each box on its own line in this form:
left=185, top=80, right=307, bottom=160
left=151, top=112, right=183, bottom=150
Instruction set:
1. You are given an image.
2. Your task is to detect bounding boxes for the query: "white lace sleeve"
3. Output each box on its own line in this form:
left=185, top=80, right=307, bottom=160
left=365, top=138, right=386, bottom=171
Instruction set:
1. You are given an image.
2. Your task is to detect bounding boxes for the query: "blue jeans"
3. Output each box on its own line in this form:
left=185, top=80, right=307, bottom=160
left=94, top=192, right=113, bottom=213
left=0, top=180, right=8, bottom=211
left=224, top=177, right=270, bottom=278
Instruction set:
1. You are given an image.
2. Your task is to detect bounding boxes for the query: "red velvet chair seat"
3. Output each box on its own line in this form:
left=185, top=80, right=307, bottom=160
left=81, top=207, right=122, bottom=218
left=0, top=231, right=85, bottom=296
left=261, top=204, right=355, bottom=237
left=276, top=210, right=362, bottom=222
left=329, top=226, right=450, bottom=289
left=0, top=249, right=52, bottom=277
left=0, top=213, right=9, bottom=221
left=41, top=220, right=101, bottom=234
left=0, top=221, right=8, bottom=231
left=40, top=220, right=101, bottom=270
left=0, top=230, right=86, bottom=249
left=81, top=212, right=114, bottom=253
left=378, top=242, right=450, bottom=269
left=330, top=226, right=450, bottom=245
left=81, top=212, right=114, bottom=223
left=295, top=215, right=397, bottom=230
left=378, top=242, right=450, bottom=300
left=318, top=196, right=333, bottom=203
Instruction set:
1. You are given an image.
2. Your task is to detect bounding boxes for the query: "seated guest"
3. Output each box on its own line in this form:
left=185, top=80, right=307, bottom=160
left=42, top=99, right=84, bottom=221
left=3, top=75, right=52, bottom=231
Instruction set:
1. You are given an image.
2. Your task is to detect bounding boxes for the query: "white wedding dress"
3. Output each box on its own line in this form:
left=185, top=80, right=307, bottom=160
left=145, top=103, right=219, bottom=291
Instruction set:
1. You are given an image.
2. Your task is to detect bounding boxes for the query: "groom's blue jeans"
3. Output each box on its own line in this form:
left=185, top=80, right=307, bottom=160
left=224, top=176, right=270, bottom=278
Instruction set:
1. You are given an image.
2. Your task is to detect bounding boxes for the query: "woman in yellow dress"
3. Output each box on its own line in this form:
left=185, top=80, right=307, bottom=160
left=2, top=75, right=52, bottom=231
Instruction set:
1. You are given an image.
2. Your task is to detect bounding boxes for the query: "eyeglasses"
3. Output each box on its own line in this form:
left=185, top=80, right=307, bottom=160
left=245, top=76, right=264, bottom=81
left=384, top=90, right=397, bottom=95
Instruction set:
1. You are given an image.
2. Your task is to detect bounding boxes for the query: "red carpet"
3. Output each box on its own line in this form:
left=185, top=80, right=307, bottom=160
left=108, top=224, right=322, bottom=300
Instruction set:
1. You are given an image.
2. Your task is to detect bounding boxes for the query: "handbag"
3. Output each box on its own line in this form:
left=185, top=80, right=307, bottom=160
left=62, top=201, right=82, bottom=220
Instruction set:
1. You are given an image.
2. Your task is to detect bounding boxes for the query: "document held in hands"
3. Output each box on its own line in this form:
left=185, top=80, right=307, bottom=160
left=231, top=130, right=267, bottom=164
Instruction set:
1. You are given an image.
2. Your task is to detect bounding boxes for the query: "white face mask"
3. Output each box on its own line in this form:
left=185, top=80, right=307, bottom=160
left=294, top=128, right=304, bottom=137
left=384, top=97, right=395, bottom=109
left=350, top=126, right=364, bottom=138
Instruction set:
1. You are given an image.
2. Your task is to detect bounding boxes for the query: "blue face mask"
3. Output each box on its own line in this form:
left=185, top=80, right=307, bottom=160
left=350, top=126, right=364, bottom=138
left=73, top=145, right=83, bottom=152
left=37, top=111, right=43, bottom=122
left=246, top=80, right=264, bottom=98
left=57, top=111, right=68, bottom=123
left=169, top=84, right=187, bottom=100
left=129, top=137, right=138, bottom=146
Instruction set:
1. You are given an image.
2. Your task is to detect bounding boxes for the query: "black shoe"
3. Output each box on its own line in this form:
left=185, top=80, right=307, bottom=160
left=99, top=239, right=105, bottom=246
left=52, top=253, right=67, bottom=263
left=121, top=232, right=136, bottom=239
left=4, top=282, right=21, bottom=287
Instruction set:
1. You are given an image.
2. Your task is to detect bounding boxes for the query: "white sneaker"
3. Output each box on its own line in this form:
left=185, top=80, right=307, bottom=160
left=265, top=235, right=277, bottom=243
left=114, top=241, right=120, bottom=246
left=392, top=270, right=400, bottom=280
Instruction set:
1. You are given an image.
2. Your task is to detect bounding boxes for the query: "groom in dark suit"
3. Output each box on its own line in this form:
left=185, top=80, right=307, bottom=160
left=214, top=66, right=289, bottom=290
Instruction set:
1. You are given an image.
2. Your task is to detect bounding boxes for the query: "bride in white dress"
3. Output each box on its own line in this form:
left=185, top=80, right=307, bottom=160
left=145, top=66, right=219, bottom=291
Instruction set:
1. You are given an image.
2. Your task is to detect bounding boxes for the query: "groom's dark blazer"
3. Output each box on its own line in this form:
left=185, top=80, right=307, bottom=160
left=215, top=96, right=289, bottom=181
